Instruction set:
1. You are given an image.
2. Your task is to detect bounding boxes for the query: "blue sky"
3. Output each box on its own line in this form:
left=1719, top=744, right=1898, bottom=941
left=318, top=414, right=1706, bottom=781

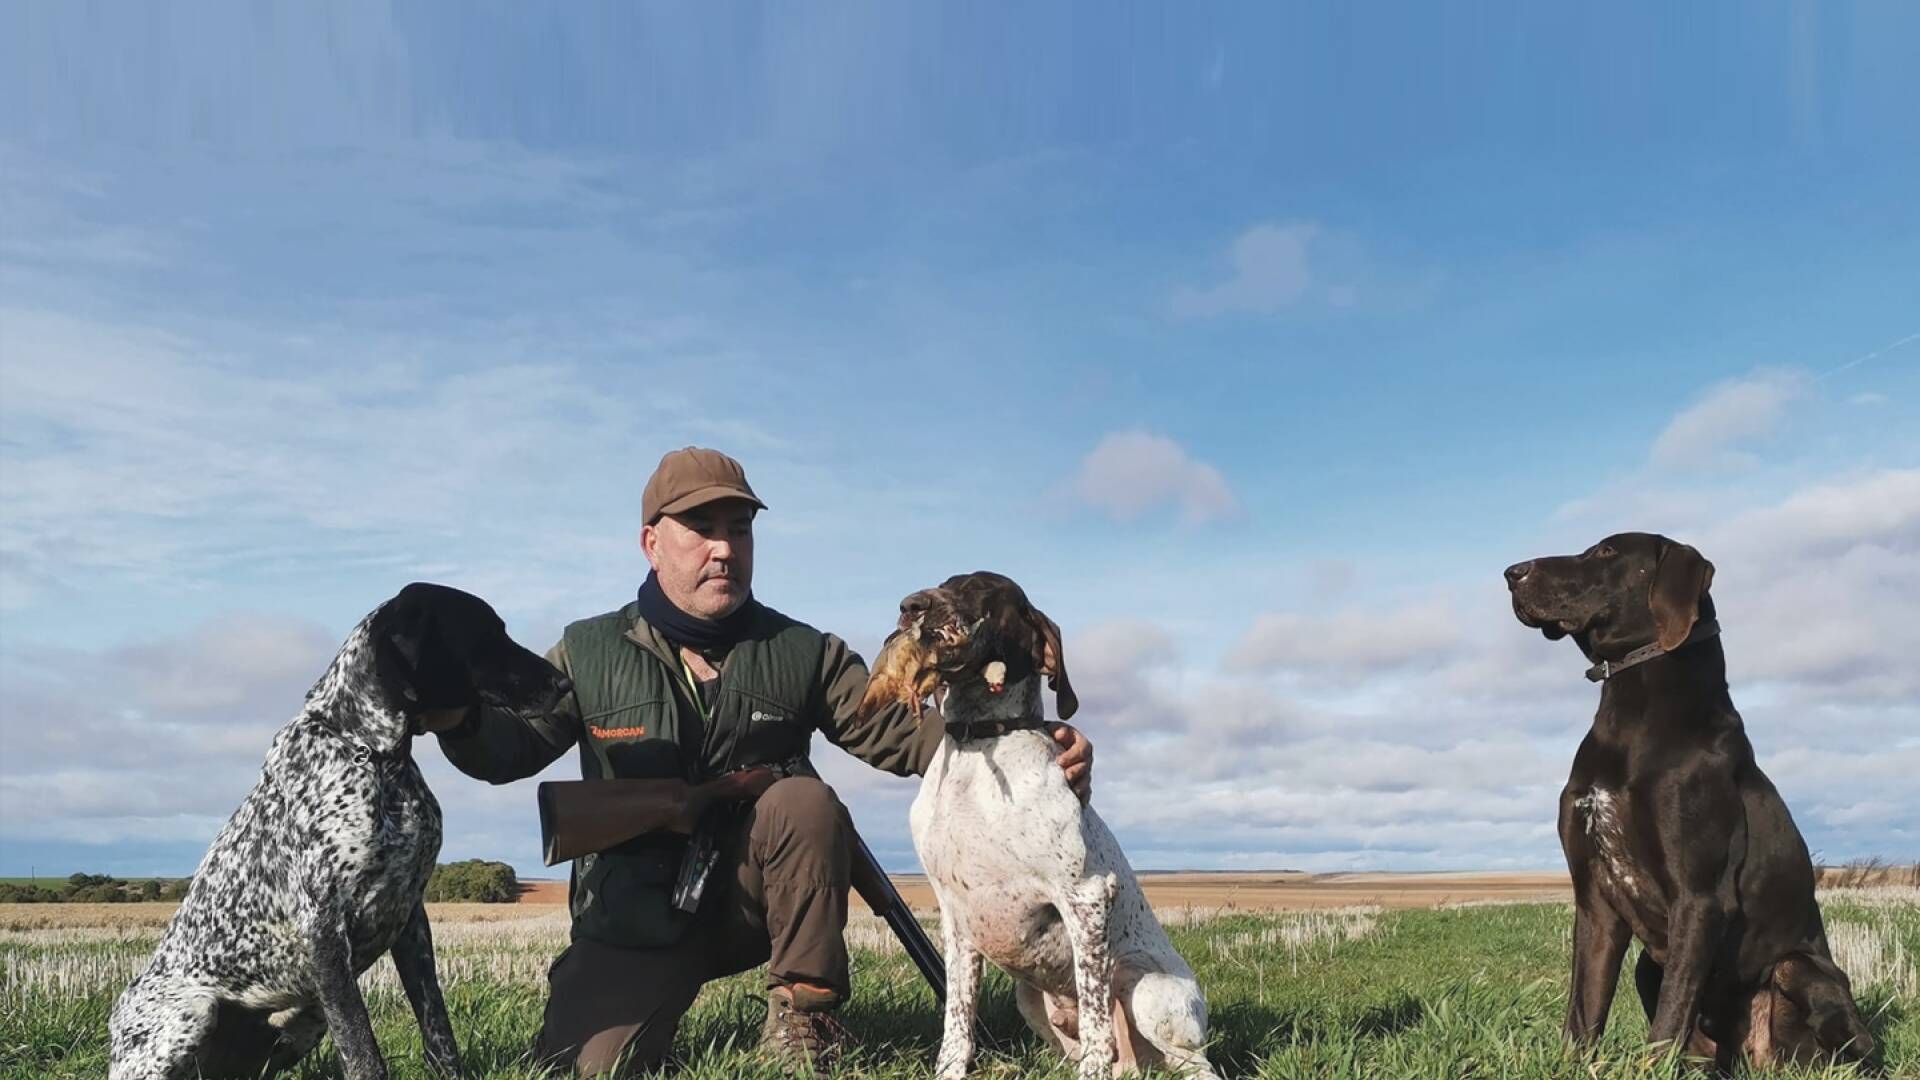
left=2, top=2, right=1916, bottom=878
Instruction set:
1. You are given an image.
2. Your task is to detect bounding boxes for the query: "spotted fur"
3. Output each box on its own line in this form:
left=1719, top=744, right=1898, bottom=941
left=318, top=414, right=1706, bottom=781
left=899, top=619, right=1220, bottom=1079
left=108, top=584, right=568, bottom=1080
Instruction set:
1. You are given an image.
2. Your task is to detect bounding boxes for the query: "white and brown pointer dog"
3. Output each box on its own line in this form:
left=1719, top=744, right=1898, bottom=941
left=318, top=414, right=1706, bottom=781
left=109, top=584, right=570, bottom=1080
left=863, top=572, right=1220, bottom=1080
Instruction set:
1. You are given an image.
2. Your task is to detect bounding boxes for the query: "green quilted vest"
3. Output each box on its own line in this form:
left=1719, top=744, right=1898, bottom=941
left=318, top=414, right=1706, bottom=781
left=559, top=600, right=826, bottom=948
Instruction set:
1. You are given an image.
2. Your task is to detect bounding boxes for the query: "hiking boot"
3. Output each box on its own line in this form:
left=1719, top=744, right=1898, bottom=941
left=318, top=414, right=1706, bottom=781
left=758, top=983, right=851, bottom=1075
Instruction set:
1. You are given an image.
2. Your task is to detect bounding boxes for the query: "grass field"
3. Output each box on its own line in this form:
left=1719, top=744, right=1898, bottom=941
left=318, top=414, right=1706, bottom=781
left=2, top=889, right=1912, bottom=1078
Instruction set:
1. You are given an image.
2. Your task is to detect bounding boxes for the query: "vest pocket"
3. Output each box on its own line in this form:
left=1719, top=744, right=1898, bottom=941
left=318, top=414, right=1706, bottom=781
left=584, top=702, right=684, bottom=778
left=572, top=845, right=693, bottom=949
left=723, top=688, right=811, bottom=768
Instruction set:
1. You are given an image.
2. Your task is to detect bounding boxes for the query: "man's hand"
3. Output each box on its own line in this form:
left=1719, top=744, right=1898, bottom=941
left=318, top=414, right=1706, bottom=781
left=1049, top=723, right=1093, bottom=803
left=706, top=766, right=781, bottom=805
left=679, top=766, right=781, bottom=832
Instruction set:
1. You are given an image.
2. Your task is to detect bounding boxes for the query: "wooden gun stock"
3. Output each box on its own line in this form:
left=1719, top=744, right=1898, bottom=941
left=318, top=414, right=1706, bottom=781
left=536, top=778, right=694, bottom=866
left=537, top=768, right=783, bottom=866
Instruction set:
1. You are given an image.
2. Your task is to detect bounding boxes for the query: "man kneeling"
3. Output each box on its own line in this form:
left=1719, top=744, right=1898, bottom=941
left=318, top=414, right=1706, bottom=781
left=428, top=447, right=1092, bottom=1077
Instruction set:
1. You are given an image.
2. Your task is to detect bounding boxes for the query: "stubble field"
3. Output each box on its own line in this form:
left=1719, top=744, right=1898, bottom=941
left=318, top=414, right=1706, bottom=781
left=2, top=881, right=1913, bottom=1079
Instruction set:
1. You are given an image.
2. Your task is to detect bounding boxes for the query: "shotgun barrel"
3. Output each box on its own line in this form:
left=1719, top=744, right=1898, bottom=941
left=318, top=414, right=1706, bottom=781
left=847, top=828, right=946, bottom=1002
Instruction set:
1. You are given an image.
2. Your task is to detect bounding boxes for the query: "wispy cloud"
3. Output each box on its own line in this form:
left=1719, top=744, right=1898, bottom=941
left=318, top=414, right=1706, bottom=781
left=1070, top=431, right=1238, bottom=524
left=1227, top=602, right=1460, bottom=676
left=1698, top=468, right=1920, bottom=703
left=1170, top=223, right=1322, bottom=318
left=0, top=306, right=639, bottom=603
left=1649, top=367, right=1808, bottom=468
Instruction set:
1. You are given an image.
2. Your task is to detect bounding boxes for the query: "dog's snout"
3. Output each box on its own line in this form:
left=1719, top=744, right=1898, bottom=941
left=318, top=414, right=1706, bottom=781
left=1504, top=561, right=1534, bottom=586
left=901, top=591, right=935, bottom=616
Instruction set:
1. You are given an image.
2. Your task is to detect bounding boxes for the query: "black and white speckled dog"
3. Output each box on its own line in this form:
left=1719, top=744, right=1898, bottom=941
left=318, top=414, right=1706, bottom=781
left=108, top=583, right=570, bottom=1080
left=863, top=572, right=1221, bottom=1080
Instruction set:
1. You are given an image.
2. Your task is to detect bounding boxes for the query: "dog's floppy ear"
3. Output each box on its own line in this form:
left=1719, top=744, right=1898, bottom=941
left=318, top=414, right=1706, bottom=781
left=374, top=586, right=433, bottom=701
left=1649, top=540, right=1715, bottom=652
left=1027, top=607, right=1078, bottom=721
left=376, top=582, right=474, bottom=709
left=385, top=616, right=425, bottom=676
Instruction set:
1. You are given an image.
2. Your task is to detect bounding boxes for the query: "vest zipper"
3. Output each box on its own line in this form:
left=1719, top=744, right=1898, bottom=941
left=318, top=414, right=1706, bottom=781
left=678, top=654, right=736, bottom=777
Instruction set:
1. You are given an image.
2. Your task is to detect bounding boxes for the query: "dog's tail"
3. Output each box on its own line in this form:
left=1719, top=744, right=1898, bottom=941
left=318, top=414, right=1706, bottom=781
left=1123, top=969, right=1221, bottom=1079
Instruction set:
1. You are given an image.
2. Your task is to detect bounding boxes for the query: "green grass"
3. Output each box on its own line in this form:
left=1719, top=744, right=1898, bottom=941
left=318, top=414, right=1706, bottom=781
left=3, top=893, right=1912, bottom=1078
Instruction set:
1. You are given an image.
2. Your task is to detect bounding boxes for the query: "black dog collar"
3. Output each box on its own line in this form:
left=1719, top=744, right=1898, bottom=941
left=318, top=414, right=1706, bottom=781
left=1586, top=619, right=1721, bottom=682
left=945, top=717, right=1052, bottom=742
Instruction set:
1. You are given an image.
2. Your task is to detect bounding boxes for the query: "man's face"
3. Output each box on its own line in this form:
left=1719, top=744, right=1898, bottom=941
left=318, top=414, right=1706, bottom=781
left=642, top=498, right=756, bottom=619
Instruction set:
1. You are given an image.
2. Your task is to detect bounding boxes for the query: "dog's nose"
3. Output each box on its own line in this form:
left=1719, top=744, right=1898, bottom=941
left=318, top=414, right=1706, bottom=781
left=900, top=591, right=934, bottom=617
left=1504, top=561, right=1533, bottom=585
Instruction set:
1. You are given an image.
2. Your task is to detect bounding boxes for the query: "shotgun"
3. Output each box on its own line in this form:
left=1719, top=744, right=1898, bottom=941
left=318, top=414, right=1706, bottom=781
left=846, top=827, right=946, bottom=1003
left=536, top=764, right=946, bottom=1001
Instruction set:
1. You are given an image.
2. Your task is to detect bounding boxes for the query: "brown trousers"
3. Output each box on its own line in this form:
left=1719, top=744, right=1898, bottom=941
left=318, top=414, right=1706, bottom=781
left=535, top=777, right=853, bottom=1077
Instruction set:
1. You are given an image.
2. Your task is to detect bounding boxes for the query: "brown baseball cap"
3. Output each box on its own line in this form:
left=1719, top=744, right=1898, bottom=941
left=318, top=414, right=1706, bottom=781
left=642, top=447, right=766, bottom=524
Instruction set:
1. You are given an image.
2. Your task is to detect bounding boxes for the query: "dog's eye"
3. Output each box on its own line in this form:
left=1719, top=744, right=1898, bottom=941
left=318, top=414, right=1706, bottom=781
left=1592, top=544, right=1616, bottom=558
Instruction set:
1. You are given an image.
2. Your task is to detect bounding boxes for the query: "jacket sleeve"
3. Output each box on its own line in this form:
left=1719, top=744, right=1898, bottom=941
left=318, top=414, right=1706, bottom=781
left=814, top=632, right=943, bottom=777
left=434, top=639, right=581, bottom=784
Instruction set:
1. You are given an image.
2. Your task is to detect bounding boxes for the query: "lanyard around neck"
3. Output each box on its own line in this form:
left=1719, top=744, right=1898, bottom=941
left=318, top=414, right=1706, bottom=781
left=677, top=653, right=715, bottom=723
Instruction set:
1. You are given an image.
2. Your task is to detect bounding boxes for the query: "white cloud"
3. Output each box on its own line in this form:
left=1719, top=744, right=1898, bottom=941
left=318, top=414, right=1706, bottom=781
left=1699, top=469, right=1920, bottom=702
left=0, top=607, right=585, bottom=869
left=1649, top=368, right=1807, bottom=467
left=1058, top=618, right=1182, bottom=731
left=1070, top=431, right=1237, bottom=524
left=0, top=301, right=807, bottom=625
left=0, top=612, right=338, bottom=780
left=112, top=614, right=339, bottom=712
left=1305, top=559, right=1358, bottom=603
left=1170, top=222, right=1319, bottom=317
left=1073, top=618, right=1178, bottom=673
left=1227, top=602, right=1460, bottom=676
left=1709, top=468, right=1920, bottom=562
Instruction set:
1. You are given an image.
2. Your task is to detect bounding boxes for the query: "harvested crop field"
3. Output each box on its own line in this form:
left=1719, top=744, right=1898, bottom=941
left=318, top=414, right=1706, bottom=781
left=509, top=871, right=1577, bottom=914
left=881, top=871, right=1576, bottom=913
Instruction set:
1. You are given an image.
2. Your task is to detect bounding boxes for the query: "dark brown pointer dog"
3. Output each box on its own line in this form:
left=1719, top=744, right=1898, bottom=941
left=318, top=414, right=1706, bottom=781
left=1505, top=532, right=1878, bottom=1072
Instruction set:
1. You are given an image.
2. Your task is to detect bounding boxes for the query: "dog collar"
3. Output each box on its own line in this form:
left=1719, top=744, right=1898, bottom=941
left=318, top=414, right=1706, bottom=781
left=1585, top=619, right=1720, bottom=682
left=345, top=734, right=411, bottom=765
left=945, top=717, right=1052, bottom=742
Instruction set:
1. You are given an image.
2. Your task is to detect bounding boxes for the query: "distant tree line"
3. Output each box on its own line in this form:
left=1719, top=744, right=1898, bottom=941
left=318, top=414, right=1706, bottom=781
left=0, top=873, right=191, bottom=903
left=0, top=862, right=523, bottom=904
left=424, top=859, right=520, bottom=903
